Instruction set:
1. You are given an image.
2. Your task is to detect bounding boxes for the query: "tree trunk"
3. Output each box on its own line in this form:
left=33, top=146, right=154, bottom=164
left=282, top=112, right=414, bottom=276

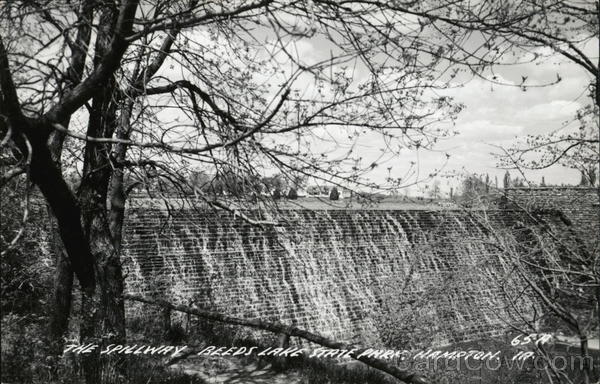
left=45, top=0, right=95, bottom=354
left=77, top=3, right=127, bottom=382
left=162, top=308, right=172, bottom=338
left=579, top=334, right=590, bottom=384
left=272, top=333, right=291, bottom=371
left=78, top=97, right=126, bottom=384
left=108, top=100, right=134, bottom=250
left=47, top=123, right=75, bottom=356
left=596, top=284, right=600, bottom=377
left=79, top=144, right=126, bottom=384
left=26, top=121, right=97, bottom=291
left=48, top=241, right=73, bottom=354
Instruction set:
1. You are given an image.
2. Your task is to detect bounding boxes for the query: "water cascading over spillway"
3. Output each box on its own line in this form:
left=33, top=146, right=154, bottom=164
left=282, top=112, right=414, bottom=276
left=122, top=206, right=546, bottom=347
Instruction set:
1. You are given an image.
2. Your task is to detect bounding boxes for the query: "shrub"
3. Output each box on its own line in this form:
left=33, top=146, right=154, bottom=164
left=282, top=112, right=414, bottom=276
left=329, top=187, right=340, bottom=200
left=287, top=188, right=298, bottom=199
left=272, top=188, right=281, bottom=200
left=1, top=179, right=53, bottom=315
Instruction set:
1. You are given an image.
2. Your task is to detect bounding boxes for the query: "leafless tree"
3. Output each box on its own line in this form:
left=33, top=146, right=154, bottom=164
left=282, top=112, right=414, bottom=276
left=1, top=1, right=596, bottom=383
left=469, top=204, right=598, bottom=384
left=0, top=1, right=473, bottom=382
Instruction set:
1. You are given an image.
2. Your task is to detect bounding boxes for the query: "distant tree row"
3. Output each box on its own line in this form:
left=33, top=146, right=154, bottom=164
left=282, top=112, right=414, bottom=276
left=189, top=171, right=342, bottom=200
left=504, top=169, right=597, bottom=188
left=456, top=170, right=598, bottom=207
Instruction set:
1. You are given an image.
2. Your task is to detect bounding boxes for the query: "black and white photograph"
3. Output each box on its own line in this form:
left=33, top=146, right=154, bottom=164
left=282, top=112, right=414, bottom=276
left=0, top=1, right=598, bottom=383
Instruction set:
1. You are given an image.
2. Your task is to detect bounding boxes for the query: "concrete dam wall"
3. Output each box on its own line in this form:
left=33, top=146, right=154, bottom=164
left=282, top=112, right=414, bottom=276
left=121, top=201, right=592, bottom=347
left=503, top=187, right=599, bottom=248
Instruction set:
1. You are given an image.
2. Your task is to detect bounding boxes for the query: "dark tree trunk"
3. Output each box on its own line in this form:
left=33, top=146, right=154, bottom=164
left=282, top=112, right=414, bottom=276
left=78, top=5, right=126, bottom=382
left=47, top=123, right=75, bottom=356
left=48, top=237, right=73, bottom=354
left=579, top=334, right=591, bottom=384
left=78, top=86, right=126, bottom=384
left=162, top=308, right=172, bottom=338
left=79, top=115, right=126, bottom=384
left=28, top=121, right=97, bottom=292
left=46, top=0, right=94, bottom=352
left=108, top=101, right=134, bottom=250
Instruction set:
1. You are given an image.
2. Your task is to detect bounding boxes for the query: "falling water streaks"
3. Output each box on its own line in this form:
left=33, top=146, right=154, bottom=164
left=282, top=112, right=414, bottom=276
left=122, top=209, right=569, bottom=346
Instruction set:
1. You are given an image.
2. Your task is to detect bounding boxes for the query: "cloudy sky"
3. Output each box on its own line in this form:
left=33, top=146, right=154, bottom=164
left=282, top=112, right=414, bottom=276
left=408, top=53, right=595, bottom=194
left=268, top=28, right=597, bottom=195
left=151, top=17, right=597, bottom=196
left=331, top=45, right=598, bottom=195
left=248, top=14, right=599, bottom=196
